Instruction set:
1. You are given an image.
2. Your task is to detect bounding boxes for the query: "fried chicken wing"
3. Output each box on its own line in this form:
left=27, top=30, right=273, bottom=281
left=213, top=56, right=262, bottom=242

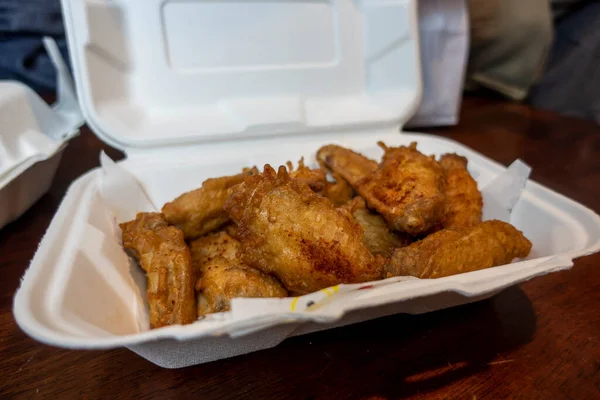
left=316, top=145, right=377, bottom=186
left=360, top=142, right=446, bottom=234
left=287, top=158, right=354, bottom=205
left=223, top=223, right=242, bottom=241
left=162, top=169, right=256, bottom=239
left=440, top=154, right=483, bottom=229
left=342, top=197, right=413, bottom=258
left=195, top=257, right=287, bottom=316
left=120, top=212, right=196, bottom=328
left=189, top=231, right=287, bottom=317
left=385, top=220, right=532, bottom=279
left=189, top=231, right=240, bottom=272
left=287, top=158, right=327, bottom=192
left=320, top=172, right=355, bottom=206
left=224, top=165, right=384, bottom=294
left=318, top=143, right=445, bottom=235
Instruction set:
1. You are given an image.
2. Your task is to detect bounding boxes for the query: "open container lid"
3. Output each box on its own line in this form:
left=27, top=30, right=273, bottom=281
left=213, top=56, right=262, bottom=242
left=0, top=38, right=82, bottom=188
left=61, top=0, right=422, bottom=152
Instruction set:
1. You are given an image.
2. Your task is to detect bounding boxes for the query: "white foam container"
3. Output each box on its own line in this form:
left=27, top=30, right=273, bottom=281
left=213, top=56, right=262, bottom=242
left=13, top=0, right=600, bottom=368
left=0, top=80, right=65, bottom=228
left=0, top=43, right=82, bottom=229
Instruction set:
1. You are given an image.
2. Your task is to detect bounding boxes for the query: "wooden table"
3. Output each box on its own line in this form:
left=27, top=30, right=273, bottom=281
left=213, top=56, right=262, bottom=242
left=1, top=97, right=599, bottom=399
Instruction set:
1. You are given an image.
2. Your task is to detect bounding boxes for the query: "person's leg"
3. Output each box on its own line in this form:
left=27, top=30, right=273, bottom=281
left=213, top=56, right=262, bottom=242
left=0, top=0, right=67, bottom=94
left=551, top=0, right=592, bottom=19
left=528, top=1, right=600, bottom=124
left=466, top=0, right=553, bottom=101
left=0, top=35, right=69, bottom=94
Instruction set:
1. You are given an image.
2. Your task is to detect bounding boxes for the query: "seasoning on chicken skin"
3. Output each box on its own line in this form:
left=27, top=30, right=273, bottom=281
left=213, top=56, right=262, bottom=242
left=189, top=231, right=287, bottom=317
left=341, top=197, right=412, bottom=258
left=224, top=165, right=384, bottom=295
left=439, top=153, right=483, bottom=229
left=316, top=144, right=378, bottom=187
left=120, top=212, right=196, bottom=328
left=385, top=220, right=532, bottom=279
left=355, top=142, right=446, bottom=235
left=321, top=172, right=355, bottom=206
left=162, top=169, right=257, bottom=239
left=287, top=158, right=327, bottom=193
left=189, top=231, right=240, bottom=274
left=317, top=142, right=446, bottom=235
left=195, top=257, right=287, bottom=317
left=287, top=158, right=354, bottom=205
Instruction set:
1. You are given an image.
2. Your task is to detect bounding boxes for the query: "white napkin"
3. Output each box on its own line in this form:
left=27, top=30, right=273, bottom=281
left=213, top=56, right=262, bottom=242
left=407, top=0, right=469, bottom=128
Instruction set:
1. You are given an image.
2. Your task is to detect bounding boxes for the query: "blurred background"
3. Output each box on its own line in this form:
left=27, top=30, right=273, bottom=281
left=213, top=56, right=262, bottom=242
left=1, top=0, right=598, bottom=125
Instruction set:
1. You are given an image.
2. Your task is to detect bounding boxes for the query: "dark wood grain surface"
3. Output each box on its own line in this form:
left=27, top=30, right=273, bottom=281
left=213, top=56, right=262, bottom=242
left=1, top=97, right=599, bottom=399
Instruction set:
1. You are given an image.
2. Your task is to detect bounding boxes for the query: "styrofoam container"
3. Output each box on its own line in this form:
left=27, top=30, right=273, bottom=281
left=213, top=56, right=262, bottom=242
left=0, top=82, right=65, bottom=227
left=13, top=0, right=600, bottom=368
left=0, top=39, right=83, bottom=229
left=0, top=133, right=64, bottom=229
left=0, top=42, right=83, bottom=229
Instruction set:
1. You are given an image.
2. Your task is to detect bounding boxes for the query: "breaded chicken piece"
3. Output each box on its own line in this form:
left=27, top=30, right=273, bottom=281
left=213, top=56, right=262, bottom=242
left=361, top=142, right=445, bottom=235
left=224, top=165, right=384, bottom=295
left=322, top=173, right=355, bottom=206
left=318, top=143, right=445, bottom=235
left=189, top=231, right=287, bottom=317
left=316, top=145, right=378, bottom=186
left=341, top=197, right=412, bottom=258
left=287, top=158, right=327, bottom=192
left=440, top=154, right=483, bottom=229
left=195, top=257, right=287, bottom=316
left=189, top=231, right=240, bottom=273
left=162, top=169, right=257, bottom=239
left=287, top=158, right=354, bottom=205
left=385, top=220, right=532, bottom=279
left=223, top=223, right=242, bottom=241
left=120, top=212, right=196, bottom=328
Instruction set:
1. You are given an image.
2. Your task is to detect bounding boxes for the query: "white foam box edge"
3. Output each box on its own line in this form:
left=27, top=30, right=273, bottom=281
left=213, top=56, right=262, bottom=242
left=0, top=151, right=65, bottom=229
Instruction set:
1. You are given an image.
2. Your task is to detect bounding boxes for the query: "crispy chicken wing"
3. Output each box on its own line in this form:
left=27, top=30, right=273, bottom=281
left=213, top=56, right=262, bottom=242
left=385, top=220, right=532, bottom=279
left=362, top=142, right=445, bottom=234
left=287, top=158, right=355, bottom=205
left=318, top=143, right=446, bottom=235
left=316, top=145, right=377, bottom=186
left=287, top=158, right=327, bottom=192
left=440, top=154, right=483, bottom=229
left=120, top=212, right=196, bottom=328
left=223, top=223, right=242, bottom=241
left=319, top=165, right=356, bottom=206
left=342, top=197, right=413, bottom=258
left=189, top=231, right=287, bottom=317
left=224, top=165, right=384, bottom=294
left=195, top=257, right=287, bottom=316
left=162, top=169, right=257, bottom=239
left=189, top=231, right=240, bottom=272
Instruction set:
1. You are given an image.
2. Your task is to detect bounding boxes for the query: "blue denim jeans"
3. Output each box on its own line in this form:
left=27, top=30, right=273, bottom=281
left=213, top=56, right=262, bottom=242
left=528, top=1, right=600, bottom=124
left=0, top=0, right=67, bottom=94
